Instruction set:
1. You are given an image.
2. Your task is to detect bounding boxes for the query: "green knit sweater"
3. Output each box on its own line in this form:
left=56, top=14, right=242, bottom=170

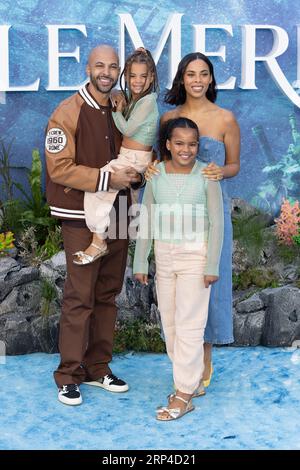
left=133, top=160, right=224, bottom=276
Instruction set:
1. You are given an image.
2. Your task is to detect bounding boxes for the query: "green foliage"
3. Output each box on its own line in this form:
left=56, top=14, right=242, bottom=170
left=28, top=149, right=43, bottom=213
left=0, top=138, right=14, bottom=201
left=17, top=225, right=62, bottom=266
left=1, top=199, right=25, bottom=235
left=127, top=239, right=136, bottom=262
left=0, top=138, right=28, bottom=200
left=127, top=239, right=154, bottom=263
left=232, top=210, right=270, bottom=261
left=293, top=229, right=300, bottom=246
left=40, top=279, right=57, bottom=316
left=21, top=149, right=56, bottom=241
left=0, top=142, right=57, bottom=243
left=233, top=268, right=279, bottom=290
left=0, top=231, right=15, bottom=256
left=277, top=243, right=300, bottom=263
left=114, top=320, right=166, bottom=353
left=0, top=138, right=28, bottom=235
left=42, top=226, right=63, bottom=259
left=232, top=272, right=241, bottom=290
left=17, top=226, right=47, bottom=266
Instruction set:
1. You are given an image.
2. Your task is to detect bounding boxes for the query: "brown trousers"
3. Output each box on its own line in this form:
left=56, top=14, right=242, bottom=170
left=54, top=219, right=128, bottom=387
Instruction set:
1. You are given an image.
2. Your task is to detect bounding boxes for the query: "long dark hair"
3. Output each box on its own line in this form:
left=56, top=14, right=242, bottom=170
left=119, top=48, right=159, bottom=119
left=159, top=117, right=199, bottom=160
left=165, top=52, right=217, bottom=105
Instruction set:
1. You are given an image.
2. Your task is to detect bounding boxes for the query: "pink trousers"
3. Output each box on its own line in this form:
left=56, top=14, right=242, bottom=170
left=155, top=240, right=211, bottom=394
left=84, top=146, right=152, bottom=234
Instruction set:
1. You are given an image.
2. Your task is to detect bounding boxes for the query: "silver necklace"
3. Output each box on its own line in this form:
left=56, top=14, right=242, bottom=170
left=165, top=162, right=194, bottom=199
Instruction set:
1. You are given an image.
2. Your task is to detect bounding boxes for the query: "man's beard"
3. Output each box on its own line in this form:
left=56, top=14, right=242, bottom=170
left=90, top=74, right=117, bottom=94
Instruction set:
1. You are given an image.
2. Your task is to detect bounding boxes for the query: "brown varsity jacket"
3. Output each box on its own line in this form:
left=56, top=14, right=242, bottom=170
left=45, top=83, right=122, bottom=220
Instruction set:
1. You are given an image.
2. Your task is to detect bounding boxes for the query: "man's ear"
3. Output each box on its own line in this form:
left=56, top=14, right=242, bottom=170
left=86, top=64, right=90, bottom=77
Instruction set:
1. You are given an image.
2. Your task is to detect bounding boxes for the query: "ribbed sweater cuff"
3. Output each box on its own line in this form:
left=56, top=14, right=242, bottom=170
left=203, top=265, right=219, bottom=277
left=132, top=261, right=148, bottom=275
left=98, top=171, right=111, bottom=191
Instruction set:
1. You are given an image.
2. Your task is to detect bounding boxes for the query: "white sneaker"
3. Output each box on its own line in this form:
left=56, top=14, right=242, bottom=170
left=58, top=384, right=82, bottom=405
left=83, top=373, right=129, bottom=393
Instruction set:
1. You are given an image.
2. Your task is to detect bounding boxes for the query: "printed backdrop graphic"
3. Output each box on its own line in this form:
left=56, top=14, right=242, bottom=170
left=0, top=0, right=299, bottom=214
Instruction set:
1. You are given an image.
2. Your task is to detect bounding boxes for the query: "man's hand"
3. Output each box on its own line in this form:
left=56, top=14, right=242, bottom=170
left=130, top=170, right=142, bottom=184
left=134, top=273, right=148, bottom=285
left=204, top=275, right=219, bottom=288
left=110, top=167, right=140, bottom=190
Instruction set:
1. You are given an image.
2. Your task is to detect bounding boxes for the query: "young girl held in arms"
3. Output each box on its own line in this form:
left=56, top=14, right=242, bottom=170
left=74, top=48, right=159, bottom=265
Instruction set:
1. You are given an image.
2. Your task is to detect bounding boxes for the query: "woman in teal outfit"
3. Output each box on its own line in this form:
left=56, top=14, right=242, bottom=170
left=147, top=52, right=240, bottom=386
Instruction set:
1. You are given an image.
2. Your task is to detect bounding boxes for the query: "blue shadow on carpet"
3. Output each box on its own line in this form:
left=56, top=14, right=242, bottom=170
left=0, top=347, right=299, bottom=450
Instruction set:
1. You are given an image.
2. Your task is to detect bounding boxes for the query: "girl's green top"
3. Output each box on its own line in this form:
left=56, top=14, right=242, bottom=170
left=112, top=92, right=159, bottom=146
left=133, top=161, right=224, bottom=276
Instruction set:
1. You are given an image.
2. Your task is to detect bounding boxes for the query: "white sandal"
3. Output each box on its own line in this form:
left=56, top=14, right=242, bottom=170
left=73, top=243, right=109, bottom=265
left=156, top=380, right=205, bottom=410
left=156, top=395, right=194, bottom=421
left=193, top=380, right=206, bottom=398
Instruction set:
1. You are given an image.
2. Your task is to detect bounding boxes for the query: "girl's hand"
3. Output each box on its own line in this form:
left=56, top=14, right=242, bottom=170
left=204, top=275, right=219, bottom=288
left=135, top=47, right=147, bottom=54
left=111, top=90, right=126, bottom=112
left=145, top=160, right=160, bottom=181
left=202, top=162, right=224, bottom=181
left=134, top=273, right=148, bottom=285
left=116, top=98, right=126, bottom=112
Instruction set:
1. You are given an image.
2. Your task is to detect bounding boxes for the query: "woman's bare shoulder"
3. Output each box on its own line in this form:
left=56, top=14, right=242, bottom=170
left=217, top=106, right=237, bottom=125
left=160, top=108, right=181, bottom=124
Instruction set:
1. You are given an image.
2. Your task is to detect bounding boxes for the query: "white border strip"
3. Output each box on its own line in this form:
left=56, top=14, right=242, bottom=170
left=51, top=211, right=85, bottom=219
left=79, top=86, right=100, bottom=109
left=50, top=206, right=85, bottom=214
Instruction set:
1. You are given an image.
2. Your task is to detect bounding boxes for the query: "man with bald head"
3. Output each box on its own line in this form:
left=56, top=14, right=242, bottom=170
left=45, top=45, right=141, bottom=405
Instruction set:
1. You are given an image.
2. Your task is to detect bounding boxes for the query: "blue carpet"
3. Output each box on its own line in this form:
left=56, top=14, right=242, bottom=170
left=0, top=347, right=299, bottom=450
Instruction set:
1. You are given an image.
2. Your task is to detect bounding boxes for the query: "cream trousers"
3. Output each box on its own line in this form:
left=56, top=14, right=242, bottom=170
left=155, top=240, right=211, bottom=394
left=84, top=146, right=152, bottom=234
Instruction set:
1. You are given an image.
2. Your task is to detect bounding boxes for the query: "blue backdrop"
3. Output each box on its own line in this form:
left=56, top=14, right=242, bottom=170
left=0, top=0, right=299, bottom=214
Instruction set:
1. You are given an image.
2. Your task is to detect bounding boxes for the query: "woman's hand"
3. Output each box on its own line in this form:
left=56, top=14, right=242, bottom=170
left=134, top=273, right=148, bottom=285
left=204, top=275, right=219, bottom=288
left=145, top=160, right=160, bottom=181
left=202, top=162, right=224, bottom=181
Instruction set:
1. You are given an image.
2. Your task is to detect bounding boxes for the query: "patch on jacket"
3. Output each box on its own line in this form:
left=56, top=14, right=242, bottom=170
left=45, top=127, right=67, bottom=153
